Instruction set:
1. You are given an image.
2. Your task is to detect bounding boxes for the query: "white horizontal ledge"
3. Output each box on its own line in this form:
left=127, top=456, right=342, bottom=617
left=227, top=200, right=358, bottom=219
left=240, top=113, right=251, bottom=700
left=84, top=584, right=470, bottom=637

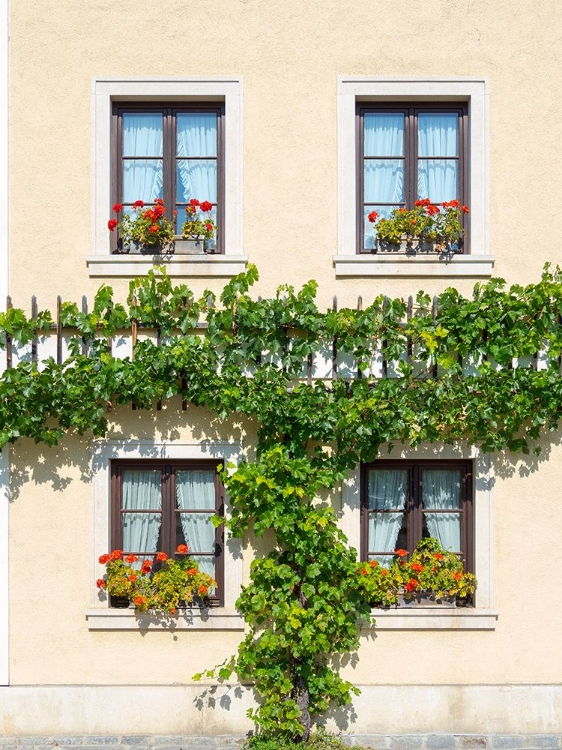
left=85, top=607, right=245, bottom=630
left=365, top=607, right=499, bottom=630
left=86, top=255, right=248, bottom=278
left=334, top=255, right=495, bottom=278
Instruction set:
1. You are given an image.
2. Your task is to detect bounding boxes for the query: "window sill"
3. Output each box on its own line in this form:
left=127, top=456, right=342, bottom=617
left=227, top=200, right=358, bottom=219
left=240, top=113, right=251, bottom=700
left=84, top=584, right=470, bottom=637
left=86, top=254, right=248, bottom=278
left=365, top=607, right=499, bottom=630
left=85, top=607, right=245, bottom=630
left=333, top=254, right=495, bottom=278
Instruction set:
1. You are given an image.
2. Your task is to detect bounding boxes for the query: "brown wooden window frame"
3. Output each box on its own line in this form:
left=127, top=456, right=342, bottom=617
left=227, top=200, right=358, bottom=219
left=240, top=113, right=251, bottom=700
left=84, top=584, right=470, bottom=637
left=356, top=103, right=469, bottom=255
left=111, top=459, right=225, bottom=607
left=111, top=102, right=225, bottom=254
left=360, top=459, right=474, bottom=574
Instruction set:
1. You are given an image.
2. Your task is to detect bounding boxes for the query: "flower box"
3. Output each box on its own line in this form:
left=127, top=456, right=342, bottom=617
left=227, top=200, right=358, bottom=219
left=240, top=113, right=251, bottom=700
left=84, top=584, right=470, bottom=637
left=398, top=591, right=457, bottom=608
left=173, top=238, right=206, bottom=255
left=376, top=237, right=460, bottom=255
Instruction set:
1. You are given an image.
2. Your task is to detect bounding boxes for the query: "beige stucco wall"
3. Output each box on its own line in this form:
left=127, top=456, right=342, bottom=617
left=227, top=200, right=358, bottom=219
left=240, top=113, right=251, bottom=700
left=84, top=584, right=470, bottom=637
left=7, top=405, right=562, bottom=687
left=7, top=0, right=562, bottom=309
left=5, top=0, right=562, bottom=733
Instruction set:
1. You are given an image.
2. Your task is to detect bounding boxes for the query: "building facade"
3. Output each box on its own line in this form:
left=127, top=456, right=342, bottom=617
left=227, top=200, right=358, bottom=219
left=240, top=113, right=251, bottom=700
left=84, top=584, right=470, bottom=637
left=1, top=0, right=561, bottom=737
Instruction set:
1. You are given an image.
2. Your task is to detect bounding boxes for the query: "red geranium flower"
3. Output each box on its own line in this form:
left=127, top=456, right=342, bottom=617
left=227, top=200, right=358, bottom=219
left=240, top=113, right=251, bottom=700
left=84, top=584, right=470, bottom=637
left=434, top=553, right=443, bottom=560
left=128, top=574, right=137, bottom=583
left=107, top=219, right=118, bottom=232
left=113, top=203, right=123, bottom=213
left=367, top=210, right=379, bottom=224
left=414, top=198, right=431, bottom=207
left=189, top=198, right=200, bottom=206
left=98, top=553, right=110, bottom=564
left=176, top=544, right=189, bottom=554
left=133, top=596, right=146, bottom=606
left=411, top=563, right=425, bottom=572
left=380, top=569, right=388, bottom=576
left=461, top=205, right=470, bottom=213
left=154, top=198, right=164, bottom=205
left=425, top=204, right=440, bottom=216
left=110, top=549, right=123, bottom=561
left=200, top=201, right=213, bottom=212
left=454, top=572, right=462, bottom=581
left=198, top=585, right=208, bottom=596
left=205, top=222, right=214, bottom=231
left=156, top=552, right=168, bottom=562
left=369, top=560, right=378, bottom=567
left=96, top=578, right=106, bottom=589
left=124, top=554, right=139, bottom=564
left=361, top=568, right=368, bottom=576
left=140, top=560, right=152, bottom=573
left=133, top=200, right=145, bottom=209
left=185, top=205, right=197, bottom=215
left=187, top=567, right=198, bottom=575
left=149, top=224, right=159, bottom=233
left=405, top=579, right=418, bottom=592
left=395, top=549, right=408, bottom=557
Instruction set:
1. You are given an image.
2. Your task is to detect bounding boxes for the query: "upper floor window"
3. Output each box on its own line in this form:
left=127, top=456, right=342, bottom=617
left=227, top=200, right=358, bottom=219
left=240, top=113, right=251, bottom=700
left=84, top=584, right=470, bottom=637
left=111, top=103, right=224, bottom=253
left=361, top=459, right=473, bottom=572
left=357, top=104, right=468, bottom=253
left=111, top=459, right=225, bottom=606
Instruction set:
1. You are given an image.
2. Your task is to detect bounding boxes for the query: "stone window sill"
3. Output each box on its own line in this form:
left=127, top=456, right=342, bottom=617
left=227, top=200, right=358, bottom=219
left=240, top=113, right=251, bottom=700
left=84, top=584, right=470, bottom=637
left=365, top=607, right=499, bottom=630
left=333, top=254, right=495, bottom=278
left=85, top=607, right=245, bottom=631
left=86, top=254, right=248, bottom=278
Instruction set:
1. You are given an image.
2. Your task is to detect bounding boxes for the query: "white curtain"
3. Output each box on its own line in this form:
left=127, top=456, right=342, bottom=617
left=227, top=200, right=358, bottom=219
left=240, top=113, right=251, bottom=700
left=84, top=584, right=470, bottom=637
left=176, top=470, right=216, bottom=577
left=422, top=469, right=461, bottom=552
left=176, top=114, right=218, bottom=204
left=417, top=114, right=458, bottom=203
left=122, top=470, right=162, bottom=564
left=368, top=469, right=407, bottom=566
left=364, top=113, right=404, bottom=204
left=122, top=113, right=163, bottom=204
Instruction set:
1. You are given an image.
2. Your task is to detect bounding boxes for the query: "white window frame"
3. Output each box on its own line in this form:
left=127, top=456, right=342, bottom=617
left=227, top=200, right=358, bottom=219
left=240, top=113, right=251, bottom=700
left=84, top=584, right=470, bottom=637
left=335, top=77, right=493, bottom=278
left=341, top=443, right=498, bottom=630
left=88, top=78, right=247, bottom=278
left=86, top=440, right=244, bottom=630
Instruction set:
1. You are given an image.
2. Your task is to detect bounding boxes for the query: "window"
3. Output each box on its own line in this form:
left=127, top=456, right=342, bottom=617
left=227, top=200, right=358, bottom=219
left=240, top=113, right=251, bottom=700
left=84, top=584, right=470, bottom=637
left=111, top=103, right=224, bottom=254
left=335, top=78, right=492, bottom=277
left=358, top=105, right=468, bottom=253
left=90, top=78, right=246, bottom=277
left=111, top=459, right=224, bottom=606
left=361, top=460, right=473, bottom=572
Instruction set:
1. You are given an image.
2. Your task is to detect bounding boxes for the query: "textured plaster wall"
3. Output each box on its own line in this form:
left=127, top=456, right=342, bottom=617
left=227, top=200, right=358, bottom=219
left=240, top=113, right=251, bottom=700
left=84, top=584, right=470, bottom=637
left=7, top=405, right=562, bottom=686
left=8, top=0, right=562, bottom=308
left=5, top=0, right=562, bottom=729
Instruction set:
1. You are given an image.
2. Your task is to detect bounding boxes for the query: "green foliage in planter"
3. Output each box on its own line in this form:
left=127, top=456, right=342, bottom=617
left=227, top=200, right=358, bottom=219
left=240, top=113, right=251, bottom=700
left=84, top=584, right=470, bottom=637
left=3, top=264, right=562, bottom=739
left=244, top=728, right=353, bottom=750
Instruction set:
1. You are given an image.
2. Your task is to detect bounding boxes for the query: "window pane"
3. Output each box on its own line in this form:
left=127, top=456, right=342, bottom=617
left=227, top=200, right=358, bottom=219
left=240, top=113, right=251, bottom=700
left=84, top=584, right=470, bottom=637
left=177, top=160, right=217, bottom=204
left=176, top=513, right=215, bottom=553
left=177, top=113, right=218, bottom=157
left=368, top=469, right=408, bottom=510
left=422, top=470, right=461, bottom=509
left=364, top=114, right=404, bottom=156
left=422, top=512, right=461, bottom=552
left=123, top=159, right=163, bottom=203
left=368, top=513, right=407, bottom=559
left=364, top=160, right=404, bottom=203
left=177, top=205, right=217, bottom=240
left=122, top=470, right=162, bottom=510
left=190, top=554, right=216, bottom=579
left=418, top=159, right=458, bottom=204
left=418, top=114, right=458, bottom=157
left=123, top=113, right=163, bottom=157
left=122, top=513, right=162, bottom=555
left=176, top=470, right=215, bottom=509
left=364, top=204, right=400, bottom=249
left=422, top=469, right=462, bottom=552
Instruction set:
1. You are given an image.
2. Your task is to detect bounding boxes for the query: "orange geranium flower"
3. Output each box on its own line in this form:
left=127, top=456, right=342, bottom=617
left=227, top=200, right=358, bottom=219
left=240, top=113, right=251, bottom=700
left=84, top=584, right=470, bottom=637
left=395, top=549, right=408, bottom=557
left=198, top=585, right=208, bottom=596
left=124, top=554, right=138, bottom=564
left=140, top=560, right=152, bottom=573
left=156, top=552, right=168, bottom=562
left=133, top=596, right=146, bottom=606
left=176, top=544, right=189, bottom=554
left=96, top=578, right=106, bottom=589
left=98, top=554, right=110, bottom=564
left=110, top=550, right=123, bottom=561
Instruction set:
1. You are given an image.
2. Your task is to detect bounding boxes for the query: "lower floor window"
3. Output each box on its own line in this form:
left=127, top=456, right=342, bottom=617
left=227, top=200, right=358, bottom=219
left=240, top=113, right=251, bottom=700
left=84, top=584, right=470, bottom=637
left=361, top=460, right=473, bottom=571
left=111, top=459, right=224, bottom=604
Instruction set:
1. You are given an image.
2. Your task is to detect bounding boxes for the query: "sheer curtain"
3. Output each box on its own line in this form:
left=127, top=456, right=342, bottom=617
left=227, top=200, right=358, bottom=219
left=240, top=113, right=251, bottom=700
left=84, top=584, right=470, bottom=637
left=422, top=469, right=461, bottom=551
left=417, top=114, right=458, bottom=203
left=122, top=113, right=163, bottom=204
left=176, top=470, right=216, bottom=577
left=176, top=114, right=218, bottom=203
left=364, top=113, right=404, bottom=205
left=368, top=469, right=407, bottom=566
left=122, top=470, right=162, bottom=564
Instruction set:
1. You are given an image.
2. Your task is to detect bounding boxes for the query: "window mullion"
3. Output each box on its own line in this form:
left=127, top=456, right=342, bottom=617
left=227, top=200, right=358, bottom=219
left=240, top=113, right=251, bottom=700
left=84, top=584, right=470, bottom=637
left=164, top=109, right=174, bottom=227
